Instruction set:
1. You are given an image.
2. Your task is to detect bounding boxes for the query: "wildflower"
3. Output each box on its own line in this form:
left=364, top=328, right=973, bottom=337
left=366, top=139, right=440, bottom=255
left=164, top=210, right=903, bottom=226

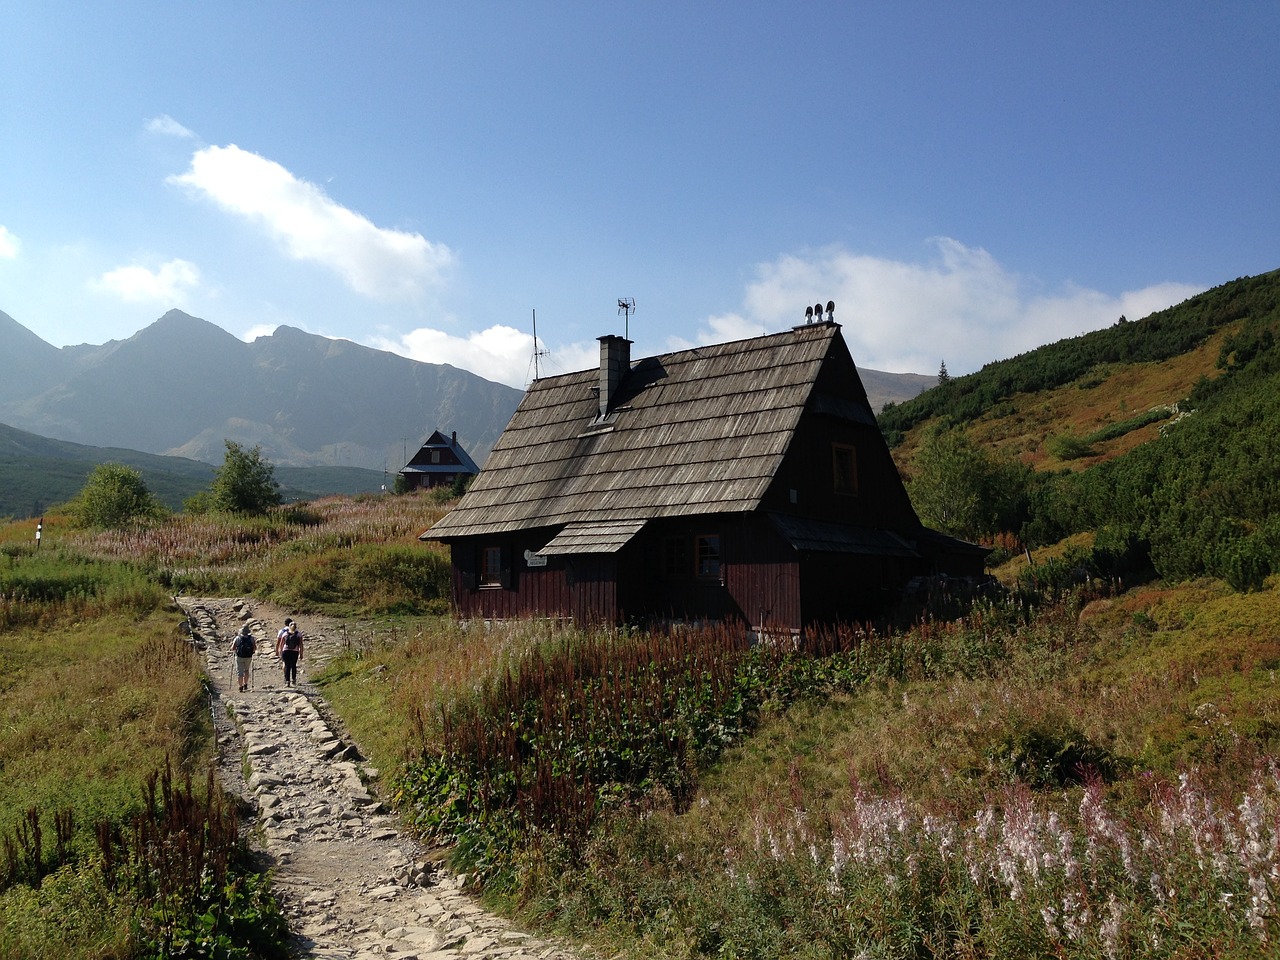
left=1040, top=905, right=1060, bottom=940
left=1100, top=894, right=1123, bottom=959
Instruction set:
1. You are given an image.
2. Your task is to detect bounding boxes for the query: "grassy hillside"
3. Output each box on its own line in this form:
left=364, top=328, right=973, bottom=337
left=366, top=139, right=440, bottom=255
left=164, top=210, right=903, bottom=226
left=0, top=421, right=388, bottom=519
left=880, top=267, right=1280, bottom=452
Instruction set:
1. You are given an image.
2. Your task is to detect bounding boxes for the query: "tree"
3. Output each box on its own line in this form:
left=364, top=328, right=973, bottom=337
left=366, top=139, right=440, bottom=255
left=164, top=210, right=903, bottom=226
left=907, top=425, right=1031, bottom=541
left=73, top=463, right=165, bottom=528
left=937, top=359, right=951, bottom=386
left=211, top=440, right=281, bottom=514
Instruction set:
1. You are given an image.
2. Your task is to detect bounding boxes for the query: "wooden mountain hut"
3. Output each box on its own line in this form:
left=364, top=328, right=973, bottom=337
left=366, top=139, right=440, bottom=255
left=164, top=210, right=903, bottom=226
left=422, top=318, right=986, bottom=632
left=398, top=430, right=479, bottom=491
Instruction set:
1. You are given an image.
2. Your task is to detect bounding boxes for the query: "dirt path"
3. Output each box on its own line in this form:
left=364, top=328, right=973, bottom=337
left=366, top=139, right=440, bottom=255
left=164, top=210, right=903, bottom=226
left=179, top=596, right=586, bottom=960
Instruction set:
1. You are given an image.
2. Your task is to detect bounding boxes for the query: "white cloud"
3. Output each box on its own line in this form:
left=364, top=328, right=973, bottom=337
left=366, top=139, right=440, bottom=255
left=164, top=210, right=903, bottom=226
left=369, top=324, right=597, bottom=389
left=146, top=115, right=196, bottom=139
left=95, top=259, right=201, bottom=304
left=0, top=225, right=20, bottom=259
left=169, top=144, right=453, bottom=301
left=678, top=239, right=1204, bottom=375
left=242, top=323, right=277, bottom=342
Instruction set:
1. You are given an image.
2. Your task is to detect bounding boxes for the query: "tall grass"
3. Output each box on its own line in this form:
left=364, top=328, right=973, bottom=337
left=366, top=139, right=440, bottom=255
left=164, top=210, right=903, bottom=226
left=66, top=492, right=452, bottom=615
left=388, top=600, right=1070, bottom=881
left=0, top=522, right=285, bottom=959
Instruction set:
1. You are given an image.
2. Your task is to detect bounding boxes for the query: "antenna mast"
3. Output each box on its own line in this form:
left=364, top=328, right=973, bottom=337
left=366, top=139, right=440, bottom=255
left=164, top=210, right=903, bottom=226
left=617, top=297, right=635, bottom=340
left=531, top=309, right=549, bottom=381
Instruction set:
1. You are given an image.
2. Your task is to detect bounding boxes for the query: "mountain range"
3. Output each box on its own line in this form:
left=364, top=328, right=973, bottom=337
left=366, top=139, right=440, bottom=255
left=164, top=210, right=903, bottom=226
left=0, top=309, right=524, bottom=471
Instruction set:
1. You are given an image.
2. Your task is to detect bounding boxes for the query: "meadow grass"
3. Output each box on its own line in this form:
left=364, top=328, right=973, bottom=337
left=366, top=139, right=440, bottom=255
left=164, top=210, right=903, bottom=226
left=66, top=491, right=452, bottom=615
left=0, top=520, right=282, bottom=959
left=312, top=576, right=1280, bottom=959
left=9, top=494, right=1280, bottom=958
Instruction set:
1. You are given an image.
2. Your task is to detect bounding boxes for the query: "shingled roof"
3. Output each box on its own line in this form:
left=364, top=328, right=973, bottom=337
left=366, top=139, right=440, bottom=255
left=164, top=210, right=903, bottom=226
left=426, top=322, right=860, bottom=541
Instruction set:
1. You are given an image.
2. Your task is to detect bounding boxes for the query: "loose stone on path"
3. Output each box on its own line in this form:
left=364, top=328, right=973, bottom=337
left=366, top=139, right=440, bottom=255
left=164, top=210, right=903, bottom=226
left=179, top=597, right=586, bottom=960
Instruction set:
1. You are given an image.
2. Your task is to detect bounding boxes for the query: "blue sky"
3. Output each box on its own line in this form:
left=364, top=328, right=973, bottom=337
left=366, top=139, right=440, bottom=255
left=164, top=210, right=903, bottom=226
left=3, top=3, right=1277, bottom=388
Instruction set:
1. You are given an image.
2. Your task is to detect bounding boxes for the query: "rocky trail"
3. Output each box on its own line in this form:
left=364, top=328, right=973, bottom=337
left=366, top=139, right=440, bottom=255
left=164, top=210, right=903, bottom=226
left=178, top=597, right=587, bottom=960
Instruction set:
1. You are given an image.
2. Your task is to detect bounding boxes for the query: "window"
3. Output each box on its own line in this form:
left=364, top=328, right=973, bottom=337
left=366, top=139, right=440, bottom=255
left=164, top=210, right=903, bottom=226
left=480, top=545, right=503, bottom=586
left=431, top=451, right=441, bottom=464
left=832, top=443, right=858, bottom=496
left=695, top=534, right=721, bottom=579
left=662, top=536, right=690, bottom=579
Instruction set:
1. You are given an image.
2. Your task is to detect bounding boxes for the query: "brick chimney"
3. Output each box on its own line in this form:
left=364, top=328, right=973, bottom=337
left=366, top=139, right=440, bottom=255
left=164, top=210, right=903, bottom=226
left=597, top=334, right=631, bottom=420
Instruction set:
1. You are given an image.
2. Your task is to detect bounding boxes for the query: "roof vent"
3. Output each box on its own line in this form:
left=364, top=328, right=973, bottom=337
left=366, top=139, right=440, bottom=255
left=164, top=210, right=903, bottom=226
left=799, top=300, right=836, bottom=326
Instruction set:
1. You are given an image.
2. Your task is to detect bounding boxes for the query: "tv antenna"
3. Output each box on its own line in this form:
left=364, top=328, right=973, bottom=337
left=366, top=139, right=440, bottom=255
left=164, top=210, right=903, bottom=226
left=530, top=309, right=549, bottom=382
left=617, top=297, right=635, bottom=339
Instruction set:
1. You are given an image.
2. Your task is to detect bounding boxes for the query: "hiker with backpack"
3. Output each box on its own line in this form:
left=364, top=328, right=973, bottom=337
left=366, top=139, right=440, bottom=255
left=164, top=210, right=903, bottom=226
left=276, top=617, right=304, bottom=687
left=232, top=625, right=256, bottom=692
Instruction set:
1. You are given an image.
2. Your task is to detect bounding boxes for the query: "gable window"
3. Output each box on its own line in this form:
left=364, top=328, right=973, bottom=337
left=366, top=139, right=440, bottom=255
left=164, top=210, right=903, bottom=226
left=480, top=545, right=504, bottom=587
left=695, top=534, right=721, bottom=579
left=431, top=451, right=441, bottom=464
left=832, top=443, right=858, bottom=496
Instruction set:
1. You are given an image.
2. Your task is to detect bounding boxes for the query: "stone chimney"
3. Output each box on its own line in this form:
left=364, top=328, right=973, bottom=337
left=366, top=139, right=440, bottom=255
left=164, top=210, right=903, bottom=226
left=597, top=334, right=632, bottom=420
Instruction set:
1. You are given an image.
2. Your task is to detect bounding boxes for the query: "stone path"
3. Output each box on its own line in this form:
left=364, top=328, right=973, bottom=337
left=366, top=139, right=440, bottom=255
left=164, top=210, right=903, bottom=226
left=179, top=597, right=586, bottom=960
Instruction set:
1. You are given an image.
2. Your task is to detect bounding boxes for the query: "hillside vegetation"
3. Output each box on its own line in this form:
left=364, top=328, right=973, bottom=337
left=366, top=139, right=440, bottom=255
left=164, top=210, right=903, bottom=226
left=887, top=268, right=1280, bottom=590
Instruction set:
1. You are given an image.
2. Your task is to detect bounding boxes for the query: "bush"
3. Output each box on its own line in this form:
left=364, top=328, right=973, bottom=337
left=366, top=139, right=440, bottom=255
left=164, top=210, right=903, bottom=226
left=71, top=463, right=166, bottom=529
left=985, top=723, right=1125, bottom=788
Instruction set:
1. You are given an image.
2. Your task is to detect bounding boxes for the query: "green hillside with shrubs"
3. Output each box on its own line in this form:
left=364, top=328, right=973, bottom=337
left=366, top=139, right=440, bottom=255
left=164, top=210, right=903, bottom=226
left=3, top=268, right=1280, bottom=959
left=887, top=267, right=1280, bottom=591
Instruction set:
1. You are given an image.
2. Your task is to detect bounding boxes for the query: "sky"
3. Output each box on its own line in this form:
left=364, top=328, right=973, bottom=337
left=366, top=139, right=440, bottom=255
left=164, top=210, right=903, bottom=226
left=3, top=3, right=1278, bottom=389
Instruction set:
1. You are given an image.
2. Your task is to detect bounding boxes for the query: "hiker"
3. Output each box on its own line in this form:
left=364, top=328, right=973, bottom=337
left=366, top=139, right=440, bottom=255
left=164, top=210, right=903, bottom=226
left=232, top=625, right=256, bottom=692
left=276, top=617, right=304, bottom=687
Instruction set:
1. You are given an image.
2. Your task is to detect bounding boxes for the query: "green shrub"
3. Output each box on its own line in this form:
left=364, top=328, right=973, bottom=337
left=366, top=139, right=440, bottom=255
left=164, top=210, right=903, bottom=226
left=1045, top=433, right=1094, bottom=461
left=984, top=723, right=1125, bottom=788
left=71, top=463, right=166, bottom=529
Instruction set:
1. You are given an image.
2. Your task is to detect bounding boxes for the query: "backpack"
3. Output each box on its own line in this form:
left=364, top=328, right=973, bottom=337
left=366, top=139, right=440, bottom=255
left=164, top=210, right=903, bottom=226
left=282, top=628, right=301, bottom=652
left=234, top=632, right=256, bottom=657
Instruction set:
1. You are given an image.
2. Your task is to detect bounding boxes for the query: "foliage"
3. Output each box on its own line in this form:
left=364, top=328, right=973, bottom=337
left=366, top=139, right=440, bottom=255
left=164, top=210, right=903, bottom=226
left=1033, top=294, right=1280, bottom=586
left=391, top=600, right=1059, bottom=884
left=984, top=722, right=1125, bottom=787
left=210, top=440, right=281, bottom=515
left=96, top=765, right=288, bottom=959
left=70, top=463, right=166, bottom=529
left=906, top=424, right=1032, bottom=540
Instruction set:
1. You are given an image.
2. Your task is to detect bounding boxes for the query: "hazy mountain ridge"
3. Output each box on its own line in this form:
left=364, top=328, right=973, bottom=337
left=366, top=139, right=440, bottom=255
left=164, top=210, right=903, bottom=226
left=0, top=309, right=524, bottom=471
left=0, top=419, right=397, bottom=518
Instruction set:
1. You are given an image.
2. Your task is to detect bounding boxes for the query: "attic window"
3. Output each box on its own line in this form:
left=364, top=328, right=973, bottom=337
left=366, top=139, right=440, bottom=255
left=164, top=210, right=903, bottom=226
left=432, top=451, right=441, bottom=464
left=832, top=443, right=858, bottom=496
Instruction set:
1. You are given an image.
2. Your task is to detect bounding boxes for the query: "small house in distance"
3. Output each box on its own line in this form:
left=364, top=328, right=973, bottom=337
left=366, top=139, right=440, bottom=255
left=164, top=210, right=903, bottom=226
left=423, top=314, right=986, bottom=633
left=398, top=430, right=479, bottom=491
